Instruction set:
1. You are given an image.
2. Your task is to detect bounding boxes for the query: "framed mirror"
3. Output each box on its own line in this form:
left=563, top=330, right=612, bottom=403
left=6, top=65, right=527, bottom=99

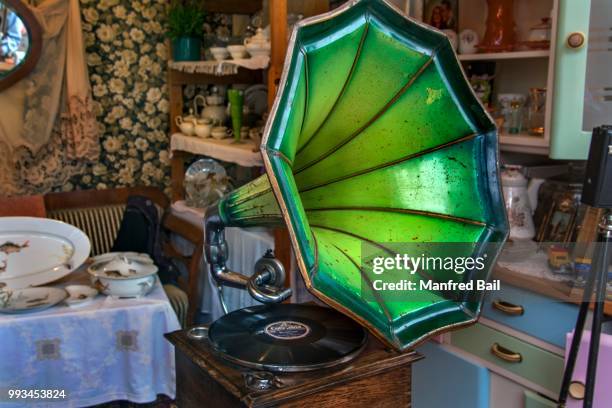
left=0, top=0, right=41, bottom=92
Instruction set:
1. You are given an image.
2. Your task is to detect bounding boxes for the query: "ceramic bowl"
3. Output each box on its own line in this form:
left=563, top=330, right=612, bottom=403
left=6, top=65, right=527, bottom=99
left=64, top=285, right=98, bottom=307
left=195, top=122, right=212, bottom=138
left=88, top=253, right=158, bottom=298
left=245, top=44, right=270, bottom=58
left=227, top=45, right=249, bottom=59
left=210, top=47, right=229, bottom=61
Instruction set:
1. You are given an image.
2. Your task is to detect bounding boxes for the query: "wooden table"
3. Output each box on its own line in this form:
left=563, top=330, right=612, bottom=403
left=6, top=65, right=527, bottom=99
left=166, top=328, right=421, bottom=407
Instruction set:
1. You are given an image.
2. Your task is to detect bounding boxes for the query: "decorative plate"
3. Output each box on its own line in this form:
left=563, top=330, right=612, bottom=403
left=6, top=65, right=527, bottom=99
left=0, top=217, right=91, bottom=289
left=0, top=287, right=67, bottom=314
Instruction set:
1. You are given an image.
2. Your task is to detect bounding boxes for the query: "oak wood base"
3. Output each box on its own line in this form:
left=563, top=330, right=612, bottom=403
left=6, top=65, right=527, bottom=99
left=166, top=328, right=421, bottom=408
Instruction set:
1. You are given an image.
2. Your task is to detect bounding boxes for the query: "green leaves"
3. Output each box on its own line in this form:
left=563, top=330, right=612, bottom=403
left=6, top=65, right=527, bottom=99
left=165, top=0, right=206, bottom=40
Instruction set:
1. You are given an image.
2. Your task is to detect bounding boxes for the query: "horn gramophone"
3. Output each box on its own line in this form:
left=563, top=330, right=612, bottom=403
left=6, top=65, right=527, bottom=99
left=167, top=0, right=508, bottom=404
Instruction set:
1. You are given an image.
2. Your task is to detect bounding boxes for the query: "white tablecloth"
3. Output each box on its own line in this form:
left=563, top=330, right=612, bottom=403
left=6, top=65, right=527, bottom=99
left=170, top=133, right=263, bottom=167
left=169, top=57, right=269, bottom=76
left=0, top=271, right=180, bottom=407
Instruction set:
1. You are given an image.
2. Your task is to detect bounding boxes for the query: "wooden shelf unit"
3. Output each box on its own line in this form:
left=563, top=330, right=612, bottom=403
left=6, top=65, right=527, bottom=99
left=202, top=0, right=263, bottom=14
left=458, top=50, right=550, bottom=62
left=168, top=1, right=329, bottom=284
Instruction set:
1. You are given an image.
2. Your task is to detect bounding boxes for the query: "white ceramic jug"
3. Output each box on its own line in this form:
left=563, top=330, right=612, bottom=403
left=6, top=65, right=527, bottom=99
left=501, top=165, right=536, bottom=240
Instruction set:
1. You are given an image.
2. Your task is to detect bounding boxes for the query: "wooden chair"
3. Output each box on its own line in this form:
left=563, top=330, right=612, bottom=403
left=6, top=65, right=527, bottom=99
left=161, top=211, right=204, bottom=325
left=43, top=187, right=202, bottom=326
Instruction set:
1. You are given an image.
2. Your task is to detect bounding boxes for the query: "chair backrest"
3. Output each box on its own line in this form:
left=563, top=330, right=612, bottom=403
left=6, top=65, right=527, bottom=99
left=0, top=195, right=46, bottom=217
left=44, top=187, right=169, bottom=256
left=48, top=204, right=126, bottom=256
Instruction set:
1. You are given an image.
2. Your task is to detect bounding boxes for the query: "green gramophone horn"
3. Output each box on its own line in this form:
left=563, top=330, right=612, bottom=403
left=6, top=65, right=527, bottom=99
left=205, top=0, right=508, bottom=351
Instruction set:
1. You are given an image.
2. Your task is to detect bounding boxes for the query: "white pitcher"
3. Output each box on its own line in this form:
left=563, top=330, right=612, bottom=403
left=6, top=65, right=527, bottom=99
left=501, top=165, right=536, bottom=240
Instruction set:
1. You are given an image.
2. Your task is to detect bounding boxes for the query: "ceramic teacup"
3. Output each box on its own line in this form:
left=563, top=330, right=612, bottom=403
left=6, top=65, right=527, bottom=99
left=210, top=47, right=229, bottom=61
left=227, top=45, right=248, bottom=59
left=194, top=119, right=212, bottom=138
left=211, top=126, right=233, bottom=140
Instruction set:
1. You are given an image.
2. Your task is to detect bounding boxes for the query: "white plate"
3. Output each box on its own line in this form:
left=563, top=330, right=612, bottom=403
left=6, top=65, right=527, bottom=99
left=244, top=84, right=268, bottom=116
left=0, top=287, right=67, bottom=314
left=0, top=217, right=91, bottom=288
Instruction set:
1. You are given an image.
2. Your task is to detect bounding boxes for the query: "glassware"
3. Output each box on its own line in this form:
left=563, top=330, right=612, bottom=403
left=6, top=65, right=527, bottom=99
left=508, top=100, right=523, bottom=134
left=228, top=89, right=244, bottom=144
left=527, top=87, right=546, bottom=136
left=184, top=159, right=231, bottom=208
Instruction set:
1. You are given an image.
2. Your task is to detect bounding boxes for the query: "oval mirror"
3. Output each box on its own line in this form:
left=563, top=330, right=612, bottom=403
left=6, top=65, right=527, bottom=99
left=0, top=0, right=41, bottom=92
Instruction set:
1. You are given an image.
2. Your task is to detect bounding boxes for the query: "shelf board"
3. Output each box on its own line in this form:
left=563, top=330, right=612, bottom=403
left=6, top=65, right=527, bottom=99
left=458, top=50, right=550, bottom=62
left=168, top=67, right=264, bottom=86
left=499, top=132, right=548, bottom=147
left=499, top=132, right=550, bottom=155
left=203, top=0, right=263, bottom=14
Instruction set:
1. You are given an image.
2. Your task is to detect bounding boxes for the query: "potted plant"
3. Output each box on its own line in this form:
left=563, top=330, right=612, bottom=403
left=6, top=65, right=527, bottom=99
left=166, top=0, right=206, bottom=61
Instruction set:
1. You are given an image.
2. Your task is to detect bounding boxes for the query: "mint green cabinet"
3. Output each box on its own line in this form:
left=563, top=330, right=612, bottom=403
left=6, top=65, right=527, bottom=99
left=548, top=0, right=593, bottom=159
left=524, top=390, right=558, bottom=408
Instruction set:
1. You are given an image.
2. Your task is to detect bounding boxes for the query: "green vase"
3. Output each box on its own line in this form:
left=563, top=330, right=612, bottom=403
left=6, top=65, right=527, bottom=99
left=228, top=89, right=244, bottom=144
left=172, top=37, right=201, bottom=61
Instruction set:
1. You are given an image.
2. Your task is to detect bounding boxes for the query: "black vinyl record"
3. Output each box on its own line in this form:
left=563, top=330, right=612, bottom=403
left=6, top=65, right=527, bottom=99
left=208, top=304, right=368, bottom=372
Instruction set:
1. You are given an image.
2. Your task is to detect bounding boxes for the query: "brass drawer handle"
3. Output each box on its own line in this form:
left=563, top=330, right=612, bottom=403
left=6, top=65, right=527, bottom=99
left=492, top=299, right=524, bottom=316
left=491, top=343, right=522, bottom=363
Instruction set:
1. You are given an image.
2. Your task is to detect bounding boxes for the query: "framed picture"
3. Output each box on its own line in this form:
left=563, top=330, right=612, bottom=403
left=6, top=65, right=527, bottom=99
left=424, top=0, right=458, bottom=31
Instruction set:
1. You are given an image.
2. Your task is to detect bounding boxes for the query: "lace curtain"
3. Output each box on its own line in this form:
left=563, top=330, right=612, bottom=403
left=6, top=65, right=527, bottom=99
left=0, top=0, right=99, bottom=196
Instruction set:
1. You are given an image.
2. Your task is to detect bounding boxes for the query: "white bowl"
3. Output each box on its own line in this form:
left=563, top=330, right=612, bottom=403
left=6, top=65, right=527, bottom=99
left=227, top=45, right=246, bottom=53
left=245, top=43, right=270, bottom=58
left=88, top=253, right=158, bottom=298
left=227, top=45, right=248, bottom=59
left=230, top=51, right=249, bottom=59
left=210, top=47, right=229, bottom=61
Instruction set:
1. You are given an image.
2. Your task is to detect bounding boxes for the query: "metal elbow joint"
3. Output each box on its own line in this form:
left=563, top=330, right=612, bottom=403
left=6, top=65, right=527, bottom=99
left=204, top=205, right=292, bottom=304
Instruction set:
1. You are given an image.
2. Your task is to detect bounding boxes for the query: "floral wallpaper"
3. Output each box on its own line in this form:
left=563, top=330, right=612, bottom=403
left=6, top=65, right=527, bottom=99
left=71, top=0, right=172, bottom=193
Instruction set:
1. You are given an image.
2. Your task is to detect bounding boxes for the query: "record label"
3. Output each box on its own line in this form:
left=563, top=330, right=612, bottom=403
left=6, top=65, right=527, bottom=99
left=264, top=320, right=310, bottom=340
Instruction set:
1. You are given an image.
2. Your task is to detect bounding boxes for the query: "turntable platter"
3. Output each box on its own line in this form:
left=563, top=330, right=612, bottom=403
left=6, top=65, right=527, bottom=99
left=208, top=304, right=368, bottom=372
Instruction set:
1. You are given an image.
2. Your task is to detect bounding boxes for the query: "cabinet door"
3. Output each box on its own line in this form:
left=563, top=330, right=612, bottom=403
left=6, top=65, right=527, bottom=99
left=490, top=372, right=526, bottom=408
left=550, top=0, right=611, bottom=159
left=413, top=342, right=489, bottom=408
left=524, top=390, right=558, bottom=408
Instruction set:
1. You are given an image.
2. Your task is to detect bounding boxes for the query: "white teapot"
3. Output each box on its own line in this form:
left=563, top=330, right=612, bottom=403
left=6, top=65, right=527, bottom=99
left=244, top=28, right=271, bottom=58
left=194, top=94, right=227, bottom=125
